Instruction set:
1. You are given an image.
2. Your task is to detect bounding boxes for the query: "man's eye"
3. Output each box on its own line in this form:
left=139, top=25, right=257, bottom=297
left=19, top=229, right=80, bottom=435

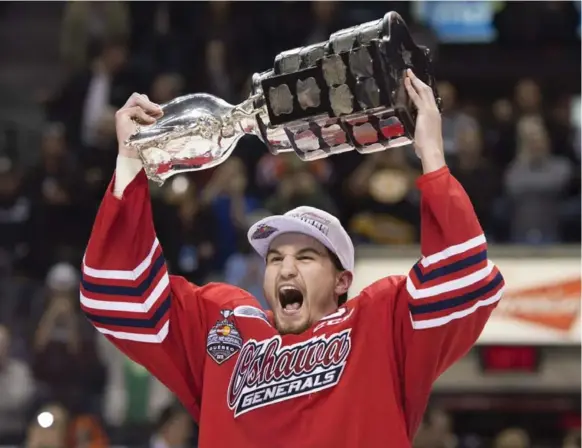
left=268, top=256, right=283, bottom=263
left=297, top=256, right=314, bottom=261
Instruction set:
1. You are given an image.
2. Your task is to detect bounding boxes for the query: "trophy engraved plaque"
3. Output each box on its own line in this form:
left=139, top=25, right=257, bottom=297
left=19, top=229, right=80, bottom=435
left=127, top=12, right=441, bottom=184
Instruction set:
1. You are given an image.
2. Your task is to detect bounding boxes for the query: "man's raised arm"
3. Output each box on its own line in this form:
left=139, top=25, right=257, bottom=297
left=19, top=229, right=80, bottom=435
left=79, top=94, right=207, bottom=420
left=361, top=71, right=504, bottom=436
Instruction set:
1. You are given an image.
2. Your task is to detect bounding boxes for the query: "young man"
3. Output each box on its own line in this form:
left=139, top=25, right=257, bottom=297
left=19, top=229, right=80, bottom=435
left=80, top=70, right=505, bottom=447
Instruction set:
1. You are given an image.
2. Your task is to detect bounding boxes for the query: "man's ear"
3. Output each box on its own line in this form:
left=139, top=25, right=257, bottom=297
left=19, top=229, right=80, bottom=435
left=335, top=270, right=353, bottom=296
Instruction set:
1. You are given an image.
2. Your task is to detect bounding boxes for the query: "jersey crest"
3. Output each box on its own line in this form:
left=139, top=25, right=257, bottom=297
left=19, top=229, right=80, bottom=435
left=227, top=329, right=352, bottom=417
left=207, top=310, right=243, bottom=364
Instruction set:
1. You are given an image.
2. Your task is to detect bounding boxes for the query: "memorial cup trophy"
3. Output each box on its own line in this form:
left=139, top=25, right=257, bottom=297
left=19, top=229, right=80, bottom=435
left=127, top=12, right=442, bottom=185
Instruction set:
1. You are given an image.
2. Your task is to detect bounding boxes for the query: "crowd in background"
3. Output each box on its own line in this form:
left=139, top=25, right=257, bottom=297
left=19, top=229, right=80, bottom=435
left=0, top=1, right=579, bottom=447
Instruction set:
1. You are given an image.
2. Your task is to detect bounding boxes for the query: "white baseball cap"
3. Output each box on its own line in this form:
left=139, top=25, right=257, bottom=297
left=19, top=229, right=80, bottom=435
left=247, top=206, right=355, bottom=272
left=46, top=262, right=79, bottom=291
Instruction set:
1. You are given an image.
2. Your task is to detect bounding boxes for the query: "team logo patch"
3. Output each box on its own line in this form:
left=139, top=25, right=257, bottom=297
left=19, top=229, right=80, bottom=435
left=207, top=310, right=243, bottom=365
left=251, top=224, right=278, bottom=240
left=227, top=329, right=352, bottom=417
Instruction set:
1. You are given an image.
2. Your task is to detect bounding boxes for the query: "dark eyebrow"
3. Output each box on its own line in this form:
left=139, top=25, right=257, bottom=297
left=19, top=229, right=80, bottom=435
left=266, top=247, right=324, bottom=259
left=296, top=248, right=325, bottom=257
left=266, top=249, right=281, bottom=259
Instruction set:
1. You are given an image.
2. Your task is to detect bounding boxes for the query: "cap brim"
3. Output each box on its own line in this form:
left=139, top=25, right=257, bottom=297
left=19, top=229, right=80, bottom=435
left=248, top=215, right=338, bottom=262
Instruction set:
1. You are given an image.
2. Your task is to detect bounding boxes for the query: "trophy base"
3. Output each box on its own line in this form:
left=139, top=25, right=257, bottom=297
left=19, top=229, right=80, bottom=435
left=255, top=102, right=416, bottom=162
left=251, top=11, right=440, bottom=162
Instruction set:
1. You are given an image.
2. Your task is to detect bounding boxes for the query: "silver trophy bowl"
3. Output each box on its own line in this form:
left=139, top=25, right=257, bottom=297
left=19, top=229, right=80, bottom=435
left=127, top=93, right=263, bottom=184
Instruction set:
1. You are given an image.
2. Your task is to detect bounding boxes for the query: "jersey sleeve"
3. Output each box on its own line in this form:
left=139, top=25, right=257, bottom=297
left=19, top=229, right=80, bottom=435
left=365, top=166, right=505, bottom=436
left=79, top=170, right=207, bottom=420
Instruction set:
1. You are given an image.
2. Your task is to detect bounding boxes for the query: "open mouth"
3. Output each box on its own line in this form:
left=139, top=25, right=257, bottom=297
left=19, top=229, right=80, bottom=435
left=278, top=286, right=304, bottom=314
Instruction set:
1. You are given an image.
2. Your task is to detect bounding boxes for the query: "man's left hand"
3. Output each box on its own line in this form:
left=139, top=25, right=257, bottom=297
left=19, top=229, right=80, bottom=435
left=404, top=69, right=446, bottom=173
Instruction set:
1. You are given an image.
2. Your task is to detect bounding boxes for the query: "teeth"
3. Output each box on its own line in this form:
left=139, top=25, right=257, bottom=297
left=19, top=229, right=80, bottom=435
left=284, top=302, right=301, bottom=311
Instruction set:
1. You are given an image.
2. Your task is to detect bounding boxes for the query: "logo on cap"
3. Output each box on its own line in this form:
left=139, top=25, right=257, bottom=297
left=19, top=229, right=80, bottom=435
left=291, top=212, right=330, bottom=236
left=251, top=224, right=278, bottom=240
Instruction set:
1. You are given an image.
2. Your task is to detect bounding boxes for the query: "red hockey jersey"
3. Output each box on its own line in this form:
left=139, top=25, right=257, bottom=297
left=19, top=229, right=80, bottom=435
left=80, top=166, right=504, bottom=447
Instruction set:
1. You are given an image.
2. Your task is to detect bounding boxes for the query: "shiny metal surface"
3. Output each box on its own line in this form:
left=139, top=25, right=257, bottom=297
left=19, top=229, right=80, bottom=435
left=126, top=93, right=263, bottom=184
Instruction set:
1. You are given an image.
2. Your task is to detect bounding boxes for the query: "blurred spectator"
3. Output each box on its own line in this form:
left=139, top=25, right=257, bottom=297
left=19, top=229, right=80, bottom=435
left=0, top=157, right=31, bottom=277
left=427, top=409, right=458, bottom=448
left=414, top=409, right=458, bottom=448
left=224, top=231, right=268, bottom=309
left=450, top=126, right=501, bottom=236
left=256, top=153, right=334, bottom=194
left=150, top=72, right=185, bottom=104
left=514, top=79, right=543, bottom=118
left=487, top=98, right=517, bottom=169
left=492, top=427, right=530, bottom=448
left=30, top=262, right=80, bottom=325
left=49, top=38, right=136, bottom=149
left=128, top=2, right=199, bottom=75
left=97, top=336, right=174, bottom=435
left=346, top=148, right=420, bottom=244
left=149, top=404, right=194, bottom=448
left=503, top=116, right=573, bottom=243
left=202, top=157, right=261, bottom=270
left=24, top=124, right=88, bottom=272
left=205, top=38, right=235, bottom=102
left=264, top=166, right=337, bottom=216
left=68, top=413, right=109, bottom=448
left=546, top=96, right=578, bottom=162
left=60, top=2, right=130, bottom=72
left=189, top=2, right=257, bottom=101
left=0, top=157, right=37, bottom=333
left=438, top=81, right=480, bottom=157
left=24, top=403, right=70, bottom=448
left=154, top=175, right=217, bottom=285
left=32, top=263, right=105, bottom=411
left=0, top=324, right=34, bottom=443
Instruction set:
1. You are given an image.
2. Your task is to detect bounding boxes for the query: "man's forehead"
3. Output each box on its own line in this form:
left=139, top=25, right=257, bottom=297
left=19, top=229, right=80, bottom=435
left=268, top=232, right=326, bottom=252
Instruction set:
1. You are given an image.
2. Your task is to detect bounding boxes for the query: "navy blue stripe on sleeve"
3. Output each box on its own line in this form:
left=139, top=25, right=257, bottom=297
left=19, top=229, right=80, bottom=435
left=81, top=254, right=166, bottom=297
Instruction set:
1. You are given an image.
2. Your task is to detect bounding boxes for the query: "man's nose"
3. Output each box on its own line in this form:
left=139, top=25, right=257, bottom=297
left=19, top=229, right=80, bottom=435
left=279, top=256, right=298, bottom=279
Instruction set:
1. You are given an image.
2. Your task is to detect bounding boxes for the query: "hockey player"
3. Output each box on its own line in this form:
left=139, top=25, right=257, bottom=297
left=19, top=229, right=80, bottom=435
left=80, top=70, right=504, bottom=447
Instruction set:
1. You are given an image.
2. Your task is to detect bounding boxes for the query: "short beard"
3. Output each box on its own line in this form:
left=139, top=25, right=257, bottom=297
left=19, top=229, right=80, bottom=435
left=274, top=317, right=311, bottom=335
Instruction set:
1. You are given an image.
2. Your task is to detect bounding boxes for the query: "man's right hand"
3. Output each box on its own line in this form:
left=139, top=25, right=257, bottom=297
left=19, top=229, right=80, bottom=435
left=115, top=93, right=163, bottom=159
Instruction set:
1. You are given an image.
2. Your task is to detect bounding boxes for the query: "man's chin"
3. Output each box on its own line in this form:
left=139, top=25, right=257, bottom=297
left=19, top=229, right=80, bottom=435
left=274, top=310, right=311, bottom=335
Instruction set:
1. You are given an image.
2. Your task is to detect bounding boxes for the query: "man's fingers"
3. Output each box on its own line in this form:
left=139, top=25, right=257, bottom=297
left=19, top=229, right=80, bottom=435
left=407, top=69, right=432, bottom=97
left=123, top=93, right=163, bottom=118
left=133, top=94, right=163, bottom=118
left=117, top=106, right=157, bottom=125
left=407, top=69, right=426, bottom=90
left=406, top=69, right=438, bottom=109
left=404, top=77, right=422, bottom=108
left=122, top=92, right=140, bottom=108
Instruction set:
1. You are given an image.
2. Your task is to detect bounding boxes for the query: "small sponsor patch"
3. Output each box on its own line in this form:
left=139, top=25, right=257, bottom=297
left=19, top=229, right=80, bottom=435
left=207, top=310, right=243, bottom=365
left=251, top=224, right=278, bottom=240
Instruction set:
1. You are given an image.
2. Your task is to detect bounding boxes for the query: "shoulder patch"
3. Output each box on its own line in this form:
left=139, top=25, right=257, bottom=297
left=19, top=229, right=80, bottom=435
left=207, top=310, right=243, bottom=365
